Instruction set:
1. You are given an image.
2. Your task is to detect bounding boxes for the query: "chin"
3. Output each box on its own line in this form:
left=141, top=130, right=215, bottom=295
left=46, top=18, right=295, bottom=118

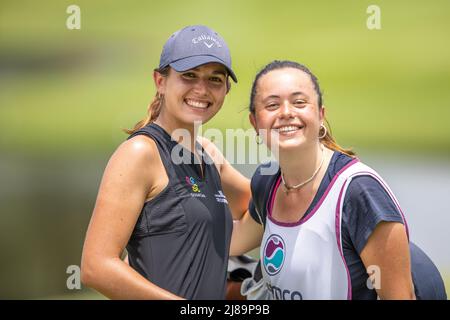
left=279, top=140, right=303, bottom=150
left=188, top=109, right=220, bottom=124
left=182, top=114, right=213, bottom=126
left=272, top=136, right=308, bottom=152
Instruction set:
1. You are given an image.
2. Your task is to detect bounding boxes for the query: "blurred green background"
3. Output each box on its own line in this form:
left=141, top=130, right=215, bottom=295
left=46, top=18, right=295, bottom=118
left=1, top=0, right=449, bottom=299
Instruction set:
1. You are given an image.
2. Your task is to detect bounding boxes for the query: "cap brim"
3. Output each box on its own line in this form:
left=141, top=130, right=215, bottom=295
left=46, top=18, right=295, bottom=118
left=170, top=55, right=238, bottom=83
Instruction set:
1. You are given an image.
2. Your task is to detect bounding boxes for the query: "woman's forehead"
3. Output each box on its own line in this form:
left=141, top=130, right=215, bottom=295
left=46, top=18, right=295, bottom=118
left=190, top=63, right=227, bottom=74
left=258, top=68, right=315, bottom=96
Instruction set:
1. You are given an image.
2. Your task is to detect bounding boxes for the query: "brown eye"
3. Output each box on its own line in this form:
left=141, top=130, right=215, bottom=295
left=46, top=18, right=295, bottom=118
left=182, top=72, right=196, bottom=79
left=294, top=100, right=306, bottom=107
left=210, top=76, right=223, bottom=83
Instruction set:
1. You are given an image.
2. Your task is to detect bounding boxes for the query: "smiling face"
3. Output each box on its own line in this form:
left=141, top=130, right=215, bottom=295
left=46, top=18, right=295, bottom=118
left=154, top=63, right=228, bottom=129
left=250, top=67, right=324, bottom=152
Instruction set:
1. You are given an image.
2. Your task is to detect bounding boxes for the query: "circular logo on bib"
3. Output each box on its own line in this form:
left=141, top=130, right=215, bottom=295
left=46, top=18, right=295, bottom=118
left=263, top=234, right=285, bottom=276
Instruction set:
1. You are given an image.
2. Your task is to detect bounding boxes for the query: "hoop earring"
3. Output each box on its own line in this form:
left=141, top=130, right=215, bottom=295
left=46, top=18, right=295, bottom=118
left=319, top=124, right=327, bottom=139
left=255, top=134, right=263, bottom=145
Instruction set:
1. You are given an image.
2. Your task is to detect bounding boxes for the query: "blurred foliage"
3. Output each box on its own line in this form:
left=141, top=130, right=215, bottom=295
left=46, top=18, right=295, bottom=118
left=1, top=0, right=449, bottom=155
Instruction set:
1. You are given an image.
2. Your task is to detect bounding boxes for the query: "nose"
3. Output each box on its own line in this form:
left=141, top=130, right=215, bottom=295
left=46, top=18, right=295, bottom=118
left=279, top=100, right=294, bottom=118
left=192, top=78, right=208, bottom=96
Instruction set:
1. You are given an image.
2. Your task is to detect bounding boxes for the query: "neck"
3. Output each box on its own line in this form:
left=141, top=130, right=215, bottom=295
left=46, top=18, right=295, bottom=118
left=278, top=143, right=325, bottom=190
left=154, top=112, right=199, bottom=153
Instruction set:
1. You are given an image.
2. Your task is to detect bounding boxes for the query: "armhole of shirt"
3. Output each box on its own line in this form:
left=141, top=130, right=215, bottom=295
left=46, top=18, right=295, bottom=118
left=249, top=163, right=278, bottom=227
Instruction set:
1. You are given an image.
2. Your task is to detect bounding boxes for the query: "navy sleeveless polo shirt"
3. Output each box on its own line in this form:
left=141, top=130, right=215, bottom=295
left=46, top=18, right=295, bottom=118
left=125, top=123, right=233, bottom=299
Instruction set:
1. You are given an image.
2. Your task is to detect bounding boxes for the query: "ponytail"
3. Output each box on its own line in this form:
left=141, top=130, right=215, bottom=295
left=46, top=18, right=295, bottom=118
left=320, top=118, right=356, bottom=157
left=123, top=67, right=169, bottom=135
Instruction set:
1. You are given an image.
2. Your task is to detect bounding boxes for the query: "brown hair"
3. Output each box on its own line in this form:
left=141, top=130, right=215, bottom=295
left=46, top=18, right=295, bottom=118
left=124, top=66, right=232, bottom=135
left=123, top=67, right=169, bottom=135
left=249, top=60, right=355, bottom=157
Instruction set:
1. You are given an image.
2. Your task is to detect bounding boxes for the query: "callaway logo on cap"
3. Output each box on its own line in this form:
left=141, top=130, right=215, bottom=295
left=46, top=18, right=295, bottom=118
left=158, top=25, right=237, bottom=82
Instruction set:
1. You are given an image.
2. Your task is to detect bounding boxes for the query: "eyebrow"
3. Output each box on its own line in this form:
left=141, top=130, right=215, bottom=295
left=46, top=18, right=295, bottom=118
left=212, top=70, right=227, bottom=77
left=262, top=91, right=309, bottom=102
left=190, top=67, right=227, bottom=77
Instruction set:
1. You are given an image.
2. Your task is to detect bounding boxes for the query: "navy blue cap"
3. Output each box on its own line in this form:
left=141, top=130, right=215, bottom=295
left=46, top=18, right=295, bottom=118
left=159, top=25, right=237, bottom=82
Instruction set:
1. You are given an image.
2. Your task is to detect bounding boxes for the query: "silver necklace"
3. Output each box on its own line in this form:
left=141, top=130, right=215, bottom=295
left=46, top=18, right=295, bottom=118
left=281, top=145, right=325, bottom=194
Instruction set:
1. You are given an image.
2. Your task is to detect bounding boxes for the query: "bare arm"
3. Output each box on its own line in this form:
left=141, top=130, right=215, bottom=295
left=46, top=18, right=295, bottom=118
left=81, top=136, right=183, bottom=300
left=200, top=137, right=251, bottom=220
left=220, top=159, right=251, bottom=220
left=360, top=221, right=415, bottom=300
left=230, top=210, right=264, bottom=256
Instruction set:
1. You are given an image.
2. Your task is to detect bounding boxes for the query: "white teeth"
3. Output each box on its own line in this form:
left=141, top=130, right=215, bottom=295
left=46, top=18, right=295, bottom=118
left=186, top=99, right=209, bottom=109
left=277, top=126, right=300, bottom=132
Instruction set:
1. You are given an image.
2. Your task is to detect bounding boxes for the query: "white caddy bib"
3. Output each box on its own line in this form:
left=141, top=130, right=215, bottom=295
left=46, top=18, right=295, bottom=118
left=260, top=159, right=407, bottom=300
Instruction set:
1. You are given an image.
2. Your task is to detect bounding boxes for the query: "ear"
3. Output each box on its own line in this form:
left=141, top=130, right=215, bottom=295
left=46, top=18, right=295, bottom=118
left=226, top=78, right=231, bottom=94
left=153, top=70, right=166, bottom=95
left=319, top=105, right=326, bottom=123
left=249, top=112, right=257, bottom=132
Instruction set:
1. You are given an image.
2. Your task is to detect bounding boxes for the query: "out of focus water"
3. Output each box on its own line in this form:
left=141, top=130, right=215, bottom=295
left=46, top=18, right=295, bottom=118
left=359, top=153, right=450, bottom=271
left=1, top=151, right=449, bottom=299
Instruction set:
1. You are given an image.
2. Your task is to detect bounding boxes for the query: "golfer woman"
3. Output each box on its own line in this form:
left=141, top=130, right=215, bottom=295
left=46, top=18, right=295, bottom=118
left=231, top=60, right=447, bottom=300
left=81, top=25, right=250, bottom=299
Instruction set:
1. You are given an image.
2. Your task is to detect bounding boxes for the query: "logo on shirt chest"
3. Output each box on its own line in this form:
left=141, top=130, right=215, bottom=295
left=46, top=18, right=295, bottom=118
left=214, top=190, right=228, bottom=204
left=185, top=176, right=206, bottom=198
left=263, top=234, right=286, bottom=276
